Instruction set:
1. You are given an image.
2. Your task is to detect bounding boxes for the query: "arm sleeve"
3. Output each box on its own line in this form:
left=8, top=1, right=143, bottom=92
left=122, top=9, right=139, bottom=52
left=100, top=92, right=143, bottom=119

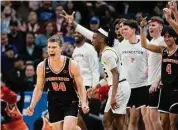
left=75, top=24, right=94, bottom=41
left=102, top=51, right=117, bottom=70
left=87, top=48, right=100, bottom=87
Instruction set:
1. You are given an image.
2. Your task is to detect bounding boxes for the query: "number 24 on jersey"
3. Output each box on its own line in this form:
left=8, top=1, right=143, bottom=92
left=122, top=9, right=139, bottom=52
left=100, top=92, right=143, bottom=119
left=51, top=82, right=66, bottom=91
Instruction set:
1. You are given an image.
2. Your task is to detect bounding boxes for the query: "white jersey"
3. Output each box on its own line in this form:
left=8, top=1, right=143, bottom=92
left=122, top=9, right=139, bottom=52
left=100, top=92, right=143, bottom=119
left=101, top=46, right=126, bottom=86
left=148, top=36, right=166, bottom=85
left=118, top=38, right=148, bottom=88
left=72, top=42, right=99, bottom=87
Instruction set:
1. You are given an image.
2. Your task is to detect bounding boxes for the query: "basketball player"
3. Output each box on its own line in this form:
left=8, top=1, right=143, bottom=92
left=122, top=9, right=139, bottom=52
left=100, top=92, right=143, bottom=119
left=88, top=28, right=131, bottom=130
left=140, top=19, right=178, bottom=130
left=118, top=20, right=149, bottom=130
left=145, top=16, right=166, bottom=130
left=72, top=31, right=99, bottom=130
left=25, top=35, right=89, bottom=130
left=1, top=86, right=28, bottom=130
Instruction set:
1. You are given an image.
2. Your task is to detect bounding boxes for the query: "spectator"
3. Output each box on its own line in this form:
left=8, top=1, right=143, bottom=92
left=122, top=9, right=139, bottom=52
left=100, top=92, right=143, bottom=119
left=90, top=17, right=100, bottom=32
left=25, top=64, right=36, bottom=91
left=35, top=21, right=56, bottom=48
left=6, top=55, right=26, bottom=112
left=8, top=20, right=26, bottom=53
left=54, top=5, right=68, bottom=35
left=25, top=11, right=41, bottom=37
left=1, top=6, right=17, bottom=33
left=62, top=43, right=74, bottom=57
left=37, top=1, right=55, bottom=22
left=21, top=32, right=42, bottom=62
left=65, top=1, right=82, bottom=23
left=1, top=33, right=9, bottom=54
left=28, top=1, right=41, bottom=11
left=1, top=44, right=15, bottom=81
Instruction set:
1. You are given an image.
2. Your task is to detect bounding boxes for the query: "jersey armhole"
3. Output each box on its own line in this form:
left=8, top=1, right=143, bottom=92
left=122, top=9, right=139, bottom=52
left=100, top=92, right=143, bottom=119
left=43, top=58, right=47, bottom=79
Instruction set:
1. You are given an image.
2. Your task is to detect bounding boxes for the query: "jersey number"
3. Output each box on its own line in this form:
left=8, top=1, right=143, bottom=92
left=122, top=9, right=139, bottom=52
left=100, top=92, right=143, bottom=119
left=166, top=64, right=172, bottom=74
left=51, top=82, right=66, bottom=91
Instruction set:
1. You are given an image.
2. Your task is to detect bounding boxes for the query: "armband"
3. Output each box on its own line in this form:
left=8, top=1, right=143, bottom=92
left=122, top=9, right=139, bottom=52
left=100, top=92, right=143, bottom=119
left=99, top=79, right=107, bottom=86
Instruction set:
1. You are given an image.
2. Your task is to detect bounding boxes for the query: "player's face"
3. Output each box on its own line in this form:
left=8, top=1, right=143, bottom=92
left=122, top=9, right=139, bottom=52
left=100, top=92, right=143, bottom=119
left=119, top=23, right=124, bottom=37
left=47, top=42, right=61, bottom=60
left=115, top=23, right=123, bottom=40
left=73, top=32, right=84, bottom=43
left=149, top=21, right=162, bottom=38
left=164, top=33, right=176, bottom=47
left=92, top=33, right=101, bottom=52
left=122, top=25, right=135, bottom=40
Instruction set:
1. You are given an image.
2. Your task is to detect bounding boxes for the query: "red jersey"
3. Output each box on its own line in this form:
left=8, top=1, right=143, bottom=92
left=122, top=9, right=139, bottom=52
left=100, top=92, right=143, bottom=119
left=1, top=105, right=28, bottom=130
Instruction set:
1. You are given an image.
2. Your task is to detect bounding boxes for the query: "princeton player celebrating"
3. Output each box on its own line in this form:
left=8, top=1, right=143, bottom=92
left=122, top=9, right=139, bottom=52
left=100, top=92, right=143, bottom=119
left=25, top=36, right=89, bottom=130
left=140, top=18, right=178, bottom=130
left=146, top=16, right=165, bottom=130
left=88, top=28, right=131, bottom=130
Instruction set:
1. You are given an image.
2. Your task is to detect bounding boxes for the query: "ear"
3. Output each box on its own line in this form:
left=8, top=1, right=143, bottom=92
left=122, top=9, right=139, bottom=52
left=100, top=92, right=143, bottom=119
left=159, top=25, right=163, bottom=31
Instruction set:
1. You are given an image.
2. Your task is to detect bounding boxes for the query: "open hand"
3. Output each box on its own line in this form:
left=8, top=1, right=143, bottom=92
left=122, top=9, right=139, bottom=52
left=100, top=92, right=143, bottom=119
left=60, top=10, right=75, bottom=26
left=168, top=1, right=177, bottom=13
left=163, top=8, right=172, bottom=22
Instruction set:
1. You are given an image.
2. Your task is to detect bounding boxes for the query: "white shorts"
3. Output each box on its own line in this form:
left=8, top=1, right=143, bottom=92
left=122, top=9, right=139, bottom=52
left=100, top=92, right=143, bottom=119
left=104, top=80, right=131, bottom=114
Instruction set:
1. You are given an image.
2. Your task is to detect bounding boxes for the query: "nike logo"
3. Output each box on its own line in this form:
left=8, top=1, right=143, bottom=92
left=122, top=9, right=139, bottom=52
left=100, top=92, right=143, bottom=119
left=46, top=71, right=51, bottom=73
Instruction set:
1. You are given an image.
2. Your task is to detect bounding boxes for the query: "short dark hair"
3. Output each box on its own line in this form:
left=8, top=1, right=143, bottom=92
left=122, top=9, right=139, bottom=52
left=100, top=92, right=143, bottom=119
left=123, top=20, right=138, bottom=30
left=47, top=35, right=63, bottom=47
left=150, top=16, right=164, bottom=25
left=113, top=18, right=127, bottom=28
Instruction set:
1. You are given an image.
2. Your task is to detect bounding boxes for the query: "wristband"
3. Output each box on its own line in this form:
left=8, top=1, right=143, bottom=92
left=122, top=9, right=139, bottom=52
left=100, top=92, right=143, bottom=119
left=99, top=79, right=107, bottom=86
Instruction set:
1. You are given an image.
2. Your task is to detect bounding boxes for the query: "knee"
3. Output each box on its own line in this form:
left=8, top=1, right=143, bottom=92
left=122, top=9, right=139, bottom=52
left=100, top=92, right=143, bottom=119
left=129, top=110, right=139, bottom=125
left=161, top=115, right=170, bottom=128
left=170, top=116, right=177, bottom=129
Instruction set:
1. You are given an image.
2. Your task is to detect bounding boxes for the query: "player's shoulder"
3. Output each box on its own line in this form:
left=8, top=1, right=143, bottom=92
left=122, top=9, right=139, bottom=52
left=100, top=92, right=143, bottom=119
left=85, top=42, right=96, bottom=50
left=102, top=48, right=116, bottom=59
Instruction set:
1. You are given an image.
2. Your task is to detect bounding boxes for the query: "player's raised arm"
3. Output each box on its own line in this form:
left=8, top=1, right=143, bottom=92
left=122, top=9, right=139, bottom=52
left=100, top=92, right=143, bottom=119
left=140, top=18, right=163, bottom=53
left=70, top=60, right=89, bottom=114
left=60, top=10, right=94, bottom=41
left=25, top=61, right=45, bottom=116
left=163, top=7, right=178, bottom=34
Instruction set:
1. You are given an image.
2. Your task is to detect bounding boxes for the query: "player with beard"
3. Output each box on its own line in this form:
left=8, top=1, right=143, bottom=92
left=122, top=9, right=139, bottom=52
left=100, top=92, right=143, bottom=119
left=72, top=31, right=99, bottom=130
left=145, top=16, right=166, bottom=130
left=25, top=35, right=89, bottom=130
left=87, top=28, right=131, bottom=130
left=141, top=19, right=178, bottom=130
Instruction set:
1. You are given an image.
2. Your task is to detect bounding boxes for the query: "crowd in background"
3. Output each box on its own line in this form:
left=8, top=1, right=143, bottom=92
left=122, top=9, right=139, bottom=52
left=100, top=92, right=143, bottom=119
left=0, top=0, right=174, bottom=121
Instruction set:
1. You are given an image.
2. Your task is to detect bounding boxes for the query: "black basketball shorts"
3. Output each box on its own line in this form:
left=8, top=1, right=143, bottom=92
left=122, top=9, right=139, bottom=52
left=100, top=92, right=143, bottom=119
left=48, top=100, right=79, bottom=123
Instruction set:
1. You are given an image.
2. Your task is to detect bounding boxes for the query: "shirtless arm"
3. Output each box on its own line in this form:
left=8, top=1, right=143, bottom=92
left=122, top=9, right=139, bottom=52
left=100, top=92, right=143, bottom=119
left=26, top=62, right=45, bottom=116
left=70, top=60, right=89, bottom=114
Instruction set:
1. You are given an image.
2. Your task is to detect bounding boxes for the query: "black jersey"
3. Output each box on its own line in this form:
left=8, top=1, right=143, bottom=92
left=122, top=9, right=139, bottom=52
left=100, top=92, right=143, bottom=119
left=44, top=57, right=78, bottom=103
left=161, top=47, right=178, bottom=88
